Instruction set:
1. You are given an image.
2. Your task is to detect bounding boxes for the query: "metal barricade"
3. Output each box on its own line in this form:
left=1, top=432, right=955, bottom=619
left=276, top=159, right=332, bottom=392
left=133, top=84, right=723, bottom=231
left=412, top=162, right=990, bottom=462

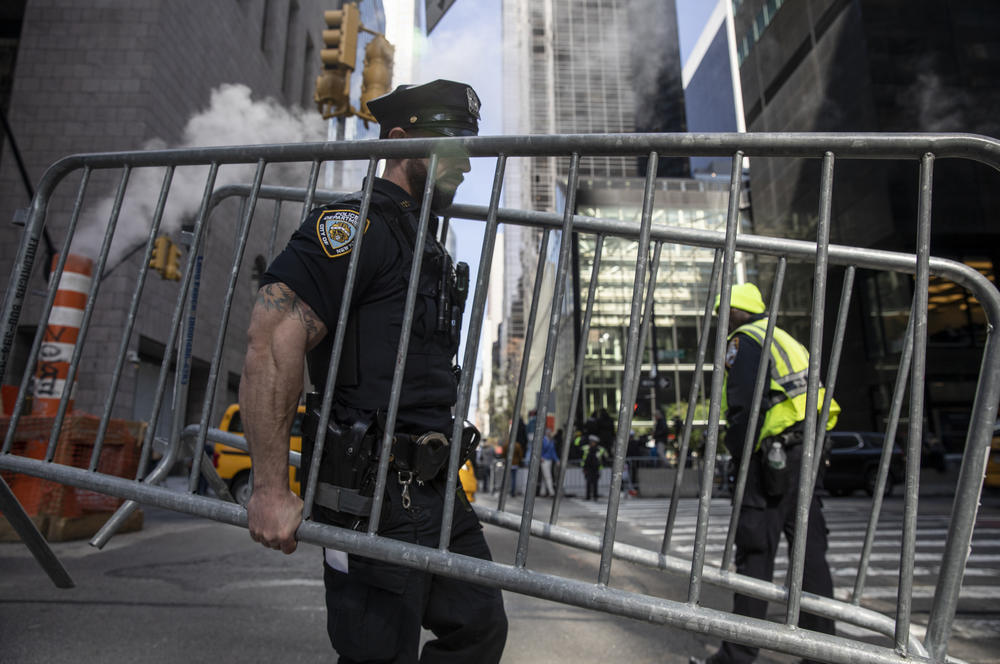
left=2, top=133, right=999, bottom=664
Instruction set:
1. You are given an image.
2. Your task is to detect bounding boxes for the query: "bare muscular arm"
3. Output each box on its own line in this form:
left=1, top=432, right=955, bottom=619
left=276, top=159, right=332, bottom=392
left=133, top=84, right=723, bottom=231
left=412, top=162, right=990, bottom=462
left=240, top=282, right=327, bottom=553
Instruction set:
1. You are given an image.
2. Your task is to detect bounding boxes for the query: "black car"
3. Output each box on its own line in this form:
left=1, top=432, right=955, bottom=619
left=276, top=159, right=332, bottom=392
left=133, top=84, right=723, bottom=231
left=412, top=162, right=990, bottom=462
left=823, top=432, right=905, bottom=497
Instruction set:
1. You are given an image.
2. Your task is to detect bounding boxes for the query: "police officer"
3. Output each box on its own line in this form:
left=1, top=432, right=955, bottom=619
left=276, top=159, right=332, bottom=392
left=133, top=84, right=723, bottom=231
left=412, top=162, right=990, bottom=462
left=241, top=79, right=507, bottom=663
left=691, top=283, right=838, bottom=664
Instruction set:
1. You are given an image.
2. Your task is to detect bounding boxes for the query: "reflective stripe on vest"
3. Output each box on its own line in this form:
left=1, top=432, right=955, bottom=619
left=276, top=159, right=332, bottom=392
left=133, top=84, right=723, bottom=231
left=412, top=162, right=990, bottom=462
left=723, top=318, right=840, bottom=448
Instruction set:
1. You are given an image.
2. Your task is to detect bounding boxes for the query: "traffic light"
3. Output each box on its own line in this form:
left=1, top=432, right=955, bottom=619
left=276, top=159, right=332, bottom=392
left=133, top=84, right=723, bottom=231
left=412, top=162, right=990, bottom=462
left=357, top=34, right=395, bottom=123
left=164, top=242, right=182, bottom=281
left=321, top=4, right=360, bottom=69
left=315, top=3, right=360, bottom=119
left=149, top=236, right=169, bottom=276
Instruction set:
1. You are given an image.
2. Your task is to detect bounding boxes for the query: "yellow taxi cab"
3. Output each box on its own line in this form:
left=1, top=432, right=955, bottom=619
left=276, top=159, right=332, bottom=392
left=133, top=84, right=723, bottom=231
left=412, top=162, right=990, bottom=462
left=986, top=420, right=1000, bottom=489
left=211, top=403, right=306, bottom=505
left=458, top=460, right=477, bottom=502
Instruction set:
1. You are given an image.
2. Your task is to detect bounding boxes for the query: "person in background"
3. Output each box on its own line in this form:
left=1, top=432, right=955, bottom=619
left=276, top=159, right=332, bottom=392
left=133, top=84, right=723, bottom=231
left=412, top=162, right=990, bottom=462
left=690, top=283, right=838, bottom=664
left=539, top=428, right=559, bottom=497
left=581, top=434, right=609, bottom=501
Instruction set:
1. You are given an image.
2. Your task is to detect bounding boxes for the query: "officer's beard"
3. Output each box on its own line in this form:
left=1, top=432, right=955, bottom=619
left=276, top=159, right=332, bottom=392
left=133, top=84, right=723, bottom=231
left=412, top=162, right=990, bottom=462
left=405, top=158, right=461, bottom=212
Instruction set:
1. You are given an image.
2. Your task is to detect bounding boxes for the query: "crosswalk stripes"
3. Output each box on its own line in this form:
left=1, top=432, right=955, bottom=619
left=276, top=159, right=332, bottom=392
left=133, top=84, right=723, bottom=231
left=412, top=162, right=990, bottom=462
left=566, top=495, right=1000, bottom=644
left=570, top=496, right=1000, bottom=595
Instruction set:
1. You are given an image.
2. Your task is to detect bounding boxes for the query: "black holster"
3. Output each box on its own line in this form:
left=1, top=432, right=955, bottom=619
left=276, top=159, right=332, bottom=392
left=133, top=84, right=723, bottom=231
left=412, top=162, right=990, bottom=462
left=301, top=395, right=381, bottom=529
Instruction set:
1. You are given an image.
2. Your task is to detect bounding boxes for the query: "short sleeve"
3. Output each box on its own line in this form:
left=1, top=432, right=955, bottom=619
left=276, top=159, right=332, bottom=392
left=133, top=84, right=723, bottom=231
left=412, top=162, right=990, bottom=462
left=260, top=202, right=396, bottom=330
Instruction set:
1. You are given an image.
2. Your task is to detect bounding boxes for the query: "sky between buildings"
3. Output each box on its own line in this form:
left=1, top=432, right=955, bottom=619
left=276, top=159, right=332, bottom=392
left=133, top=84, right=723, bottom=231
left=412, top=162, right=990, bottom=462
left=413, top=0, right=717, bottom=410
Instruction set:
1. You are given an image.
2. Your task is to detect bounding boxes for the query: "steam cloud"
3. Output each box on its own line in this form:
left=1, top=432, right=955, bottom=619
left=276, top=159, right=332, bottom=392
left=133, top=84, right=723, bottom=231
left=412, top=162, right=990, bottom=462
left=70, top=84, right=326, bottom=269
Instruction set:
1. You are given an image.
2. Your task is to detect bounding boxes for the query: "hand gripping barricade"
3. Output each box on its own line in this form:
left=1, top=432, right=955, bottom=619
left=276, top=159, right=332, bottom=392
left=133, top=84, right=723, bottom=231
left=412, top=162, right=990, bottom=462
left=2, top=133, right=1000, bottom=664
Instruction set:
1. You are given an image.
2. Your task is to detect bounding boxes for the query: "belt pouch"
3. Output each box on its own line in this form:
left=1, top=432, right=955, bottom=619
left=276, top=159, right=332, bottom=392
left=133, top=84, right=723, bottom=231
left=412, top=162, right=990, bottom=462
left=760, top=436, right=789, bottom=497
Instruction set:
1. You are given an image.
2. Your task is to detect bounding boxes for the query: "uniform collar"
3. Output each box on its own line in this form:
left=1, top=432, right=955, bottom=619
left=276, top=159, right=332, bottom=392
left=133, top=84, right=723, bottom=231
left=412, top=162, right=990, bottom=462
left=370, top=177, right=440, bottom=237
left=372, top=177, right=420, bottom=213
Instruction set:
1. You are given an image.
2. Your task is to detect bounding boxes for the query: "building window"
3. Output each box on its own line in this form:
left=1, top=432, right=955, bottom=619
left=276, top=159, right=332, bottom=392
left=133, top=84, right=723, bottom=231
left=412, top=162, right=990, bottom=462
left=260, top=0, right=272, bottom=54
left=282, top=0, right=300, bottom=98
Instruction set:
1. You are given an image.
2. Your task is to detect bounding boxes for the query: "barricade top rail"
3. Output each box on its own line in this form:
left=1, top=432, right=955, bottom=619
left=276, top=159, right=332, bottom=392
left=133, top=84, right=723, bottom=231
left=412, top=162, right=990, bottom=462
left=29, top=131, right=1000, bottom=169
left=2, top=132, right=999, bottom=664
left=207, top=183, right=1000, bottom=306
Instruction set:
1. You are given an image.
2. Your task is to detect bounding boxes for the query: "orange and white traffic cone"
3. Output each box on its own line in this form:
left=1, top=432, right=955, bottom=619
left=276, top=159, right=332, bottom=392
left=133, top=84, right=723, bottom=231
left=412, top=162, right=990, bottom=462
left=30, top=254, right=93, bottom=416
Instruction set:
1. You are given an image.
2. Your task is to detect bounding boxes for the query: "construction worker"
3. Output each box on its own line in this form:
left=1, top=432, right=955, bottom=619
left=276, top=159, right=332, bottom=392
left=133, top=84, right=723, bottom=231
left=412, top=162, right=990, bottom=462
left=691, top=283, right=839, bottom=664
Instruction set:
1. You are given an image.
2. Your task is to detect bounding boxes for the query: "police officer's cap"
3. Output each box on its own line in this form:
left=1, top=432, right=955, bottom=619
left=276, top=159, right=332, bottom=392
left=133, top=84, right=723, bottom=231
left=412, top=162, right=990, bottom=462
left=714, top=283, right=767, bottom=314
left=367, top=79, right=481, bottom=138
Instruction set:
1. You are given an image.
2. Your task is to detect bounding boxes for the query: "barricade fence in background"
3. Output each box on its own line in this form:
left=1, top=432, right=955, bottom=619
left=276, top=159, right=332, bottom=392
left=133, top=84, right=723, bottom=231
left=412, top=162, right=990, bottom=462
left=2, top=133, right=999, bottom=664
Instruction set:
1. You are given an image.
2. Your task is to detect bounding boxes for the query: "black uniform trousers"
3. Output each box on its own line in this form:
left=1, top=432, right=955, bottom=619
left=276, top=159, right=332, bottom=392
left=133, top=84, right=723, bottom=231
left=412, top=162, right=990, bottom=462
left=584, top=469, right=600, bottom=500
left=323, top=473, right=507, bottom=664
left=715, top=450, right=835, bottom=664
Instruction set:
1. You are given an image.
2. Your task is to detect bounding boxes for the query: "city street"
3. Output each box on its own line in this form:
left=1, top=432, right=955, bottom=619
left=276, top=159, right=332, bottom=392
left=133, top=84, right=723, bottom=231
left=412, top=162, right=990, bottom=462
left=1, top=477, right=998, bottom=663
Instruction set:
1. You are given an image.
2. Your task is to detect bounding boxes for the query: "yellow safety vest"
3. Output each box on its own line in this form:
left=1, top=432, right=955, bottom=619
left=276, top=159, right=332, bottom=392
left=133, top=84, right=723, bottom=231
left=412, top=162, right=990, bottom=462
left=722, top=319, right=840, bottom=449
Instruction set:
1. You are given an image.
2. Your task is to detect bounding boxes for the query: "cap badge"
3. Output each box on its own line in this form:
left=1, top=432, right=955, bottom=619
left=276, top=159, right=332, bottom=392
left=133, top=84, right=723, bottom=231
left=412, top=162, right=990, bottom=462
left=466, top=87, right=481, bottom=118
left=409, top=115, right=418, bottom=124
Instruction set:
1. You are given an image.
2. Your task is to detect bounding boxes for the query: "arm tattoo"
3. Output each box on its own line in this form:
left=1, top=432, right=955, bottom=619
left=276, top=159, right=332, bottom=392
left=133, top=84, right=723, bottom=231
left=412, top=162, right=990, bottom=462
left=256, top=283, right=324, bottom=344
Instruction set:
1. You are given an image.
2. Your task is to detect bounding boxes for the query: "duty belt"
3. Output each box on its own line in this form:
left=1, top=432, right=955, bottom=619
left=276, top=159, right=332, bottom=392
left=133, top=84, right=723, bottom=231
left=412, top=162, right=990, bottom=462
left=301, top=396, right=454, bottom=519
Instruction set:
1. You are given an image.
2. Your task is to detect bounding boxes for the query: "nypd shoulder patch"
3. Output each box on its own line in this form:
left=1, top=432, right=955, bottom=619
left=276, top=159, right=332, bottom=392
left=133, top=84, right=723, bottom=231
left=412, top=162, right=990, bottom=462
left=316, top=208, right=370, bottom=258
left=725, top=337, right=740, bottom=369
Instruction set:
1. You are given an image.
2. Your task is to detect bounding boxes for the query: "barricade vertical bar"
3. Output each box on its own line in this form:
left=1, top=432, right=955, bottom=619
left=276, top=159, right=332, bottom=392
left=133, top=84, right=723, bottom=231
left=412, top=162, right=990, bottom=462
left=188, top=159, right=267, bottom=493
left=162, top=160, right=227, bottom=491
left=926, top=310, right=1000, bottom=659
left=91, top=163, right=220, bottom=548
left=46, top=166, right=132, bottom=462
left=299, top=160, right=321, bottom=225
left=722, top=257, right=786, bottom=570
left=150, top=162, right=220, bottom=475
left=597, top=153, right=658, bottom=584
left=662, top=248, right=723, bottom=555
left=811, top=265, right=855, bottom=492
left=302, top=159, right=378, bottom=521
left=688, top=151, right=744, bottom=604
left=0, top=476, right=73, bottom=588
left=90, top=166, right=175, bottom=471
left=896, top=153, right=933, bottom=653
left=602, top=243, right=664, bottom=576
left=810, top=266, right=855, bottom=485
left=3, top=167, right=91, bottom=454
left=515, top=154, right=581, bottom=568
left=551, top=234, right=606, bottom=524
left=438, top=217, right=450, bottom=245
left=498, top=229, right=550, bottom=512
left=90, top=256, right=201, bottom=549
left=785, top=151, right=835, bottom=627
left=266, top=200, right=282, bottom=262
left=0, top=170, right=94, bottom=389
left=625, top=241, right=664, bottom=497
left=852, top=304, right=915, bottom=604
left=368, top=153, right=440, bottom=534
left=439, top=155, right=507, bottom=550
left=299, top=159, right=320, bottom=232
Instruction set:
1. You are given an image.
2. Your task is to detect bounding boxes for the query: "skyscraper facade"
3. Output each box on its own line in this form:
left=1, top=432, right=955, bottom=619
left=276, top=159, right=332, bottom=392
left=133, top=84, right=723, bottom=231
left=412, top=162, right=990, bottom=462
left=490, top=0, right=749, bottom=440
left=732, top=0, right=1000, bottom=448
